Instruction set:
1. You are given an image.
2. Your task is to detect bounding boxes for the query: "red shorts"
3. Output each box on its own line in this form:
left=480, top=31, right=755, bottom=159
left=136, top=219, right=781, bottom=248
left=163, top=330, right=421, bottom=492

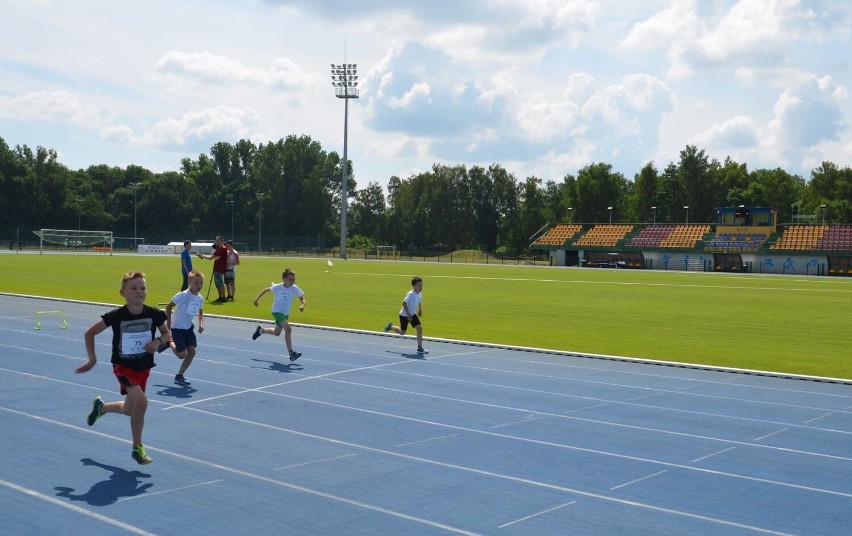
left=113, top=365, right=150, bottom=395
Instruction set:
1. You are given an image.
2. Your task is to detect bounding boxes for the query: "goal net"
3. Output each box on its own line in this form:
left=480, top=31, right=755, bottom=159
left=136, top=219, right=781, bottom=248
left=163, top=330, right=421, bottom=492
left=34, top=229, right=113, bottom=255
left=376, top=245, right=397, bottom=260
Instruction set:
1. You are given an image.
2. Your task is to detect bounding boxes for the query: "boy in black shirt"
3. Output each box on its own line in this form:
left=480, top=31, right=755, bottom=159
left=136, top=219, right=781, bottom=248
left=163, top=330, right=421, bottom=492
left=76, top=270, right=170, bottom=464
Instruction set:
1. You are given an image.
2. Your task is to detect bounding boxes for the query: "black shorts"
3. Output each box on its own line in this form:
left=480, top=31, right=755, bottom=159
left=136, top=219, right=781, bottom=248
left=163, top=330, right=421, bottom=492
left=171, top=327, right=198, bottom=353
left=398, top=314, right=421, bottom=332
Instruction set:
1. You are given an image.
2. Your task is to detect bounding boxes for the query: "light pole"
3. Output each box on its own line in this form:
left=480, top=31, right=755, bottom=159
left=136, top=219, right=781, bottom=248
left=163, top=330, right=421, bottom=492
left=331, top=60, right=359, bottom=259
left=131, top=182, right=140, bottom=249
left=791, top=203, right=797, bottom=224
left=229, top=199, right=234, bottom=239
left=684, top=205, right=689, bottom=224
left=652, top=206, right=657, bottom=225
left=256, top=192, right=264, bottom=253
left=567, top=207, right=573, bottom=224
left=608, top=206, right=613, bottom=224
left=820, top=204, right=827, bottom=225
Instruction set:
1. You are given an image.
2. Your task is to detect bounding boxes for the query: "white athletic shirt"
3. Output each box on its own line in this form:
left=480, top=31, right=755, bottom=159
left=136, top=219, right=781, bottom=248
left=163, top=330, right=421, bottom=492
left=169, top=290, right=204, bottom=330
left=270, top=283, right=304, bottom=315
left=398, top=289, right=422, bottom=317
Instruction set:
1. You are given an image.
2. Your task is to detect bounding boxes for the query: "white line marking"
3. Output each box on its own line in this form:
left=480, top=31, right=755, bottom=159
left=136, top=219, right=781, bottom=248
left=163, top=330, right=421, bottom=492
left=693, top=447, right=736, bottom=463
left=117, top=480, right=224, bottom=501
left=0, top=478, right=157, bottom=535
left=274, top=454, right=357, bottom=471
left=754, top=428, right=789, bottom=442
left=610, top=470, right=668, bottom=491
left=804, top=413, right=832, bottom=424
left=490, top=415, right=545, bottom=429
left=315, top=375, right=852, bottom=462
left=497, top=501, right=577, bottom=528
left=0, top=407, right=480, bottom=536
left=396, top=434, right=462, bottom=447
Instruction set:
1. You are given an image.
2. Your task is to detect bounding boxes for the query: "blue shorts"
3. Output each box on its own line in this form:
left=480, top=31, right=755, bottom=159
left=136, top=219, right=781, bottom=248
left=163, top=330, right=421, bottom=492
left=171, top=327, right=198, bottom=353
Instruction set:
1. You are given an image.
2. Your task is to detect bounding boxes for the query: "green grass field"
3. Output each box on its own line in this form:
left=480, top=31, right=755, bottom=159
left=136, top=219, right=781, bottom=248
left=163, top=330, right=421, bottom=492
left=2, top=252, right=851, bottom=380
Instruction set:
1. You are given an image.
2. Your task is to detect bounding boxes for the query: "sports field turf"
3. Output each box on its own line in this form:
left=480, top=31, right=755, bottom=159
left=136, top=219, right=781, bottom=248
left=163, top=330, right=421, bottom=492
left=2, top=252, right=850, bottom=380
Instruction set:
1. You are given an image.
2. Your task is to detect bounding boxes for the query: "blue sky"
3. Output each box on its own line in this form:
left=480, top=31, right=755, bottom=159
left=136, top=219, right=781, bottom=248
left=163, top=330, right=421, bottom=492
left=1, top=0, right=850, bottom=192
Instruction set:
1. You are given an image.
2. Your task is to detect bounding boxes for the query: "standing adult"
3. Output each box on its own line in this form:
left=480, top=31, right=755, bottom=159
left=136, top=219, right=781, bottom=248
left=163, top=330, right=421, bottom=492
left=197, top=236, right=228, bottom=302
left=180, top=240, right=193, bottom=291
left=225, top=239, right=240, bottom=301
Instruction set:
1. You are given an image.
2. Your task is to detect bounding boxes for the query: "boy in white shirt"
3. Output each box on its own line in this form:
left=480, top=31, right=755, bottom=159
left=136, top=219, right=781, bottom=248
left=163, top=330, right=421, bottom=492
left=252, top=268, right=306, bottom=362
left=384, top=276, right=426, bottom=354
left=161, top=271, right=205, bottom=385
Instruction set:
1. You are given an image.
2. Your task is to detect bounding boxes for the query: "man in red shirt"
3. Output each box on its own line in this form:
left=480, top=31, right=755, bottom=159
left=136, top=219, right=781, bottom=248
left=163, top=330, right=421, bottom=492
left=197, top=236, right=229, bottom=303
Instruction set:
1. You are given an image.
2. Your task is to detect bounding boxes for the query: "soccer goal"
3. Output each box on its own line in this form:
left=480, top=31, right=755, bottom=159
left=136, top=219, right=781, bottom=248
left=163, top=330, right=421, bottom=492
left=34, top=229, right=113, bottom=255
left=376, top=245, right=397, bottom=260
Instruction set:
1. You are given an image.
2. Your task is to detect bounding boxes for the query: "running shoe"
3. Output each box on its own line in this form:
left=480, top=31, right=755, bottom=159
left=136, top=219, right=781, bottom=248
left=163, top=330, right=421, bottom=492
left=252, top=325, right=263, bottom=340
left=174, top=374, right=191, bottom=385
left=289, top=350, right=302, bottom=362
left=87, top=396, right=104, bottom=426
left=132, top=445, right=153, bottom=465
left=384, top=322, right=392, bottom=332
left=416, top=347, right=428, bottom=354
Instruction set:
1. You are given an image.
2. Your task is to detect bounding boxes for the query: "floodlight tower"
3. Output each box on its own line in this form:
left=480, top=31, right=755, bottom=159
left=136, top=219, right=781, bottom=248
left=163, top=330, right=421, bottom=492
left=131, top=182, right=141, bottom=248
left=331, top=61, right=359, bottom=259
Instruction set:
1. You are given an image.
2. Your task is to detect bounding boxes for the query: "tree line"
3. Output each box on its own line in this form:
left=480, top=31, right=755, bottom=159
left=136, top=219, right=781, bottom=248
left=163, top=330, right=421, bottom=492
left=1, top=135, right=850, bottom=252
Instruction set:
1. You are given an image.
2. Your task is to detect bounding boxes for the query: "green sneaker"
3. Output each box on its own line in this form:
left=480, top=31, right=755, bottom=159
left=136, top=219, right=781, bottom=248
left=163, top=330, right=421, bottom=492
left=132, top=445, right=153, bottom=465
left=87, top=396, right=104, bottom=426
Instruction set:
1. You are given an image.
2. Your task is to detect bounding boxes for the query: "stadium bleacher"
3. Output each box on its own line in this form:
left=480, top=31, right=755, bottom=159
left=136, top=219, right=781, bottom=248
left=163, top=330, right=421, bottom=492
left=707, top=232, right=768, bottom=252
left=573, top=224, right=634, bottom=247
left=658, top=224, right=711, bottom=248
left=532, top=224, right=582, bottom=247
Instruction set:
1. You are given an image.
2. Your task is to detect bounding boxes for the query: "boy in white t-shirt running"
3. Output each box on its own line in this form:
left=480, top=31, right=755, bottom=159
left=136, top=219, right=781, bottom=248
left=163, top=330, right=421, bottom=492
left=161, top=270, right=205, bottom=385
left=252, top=268, right=306, bottom=361
left=384, top=276, right=426, bottom=354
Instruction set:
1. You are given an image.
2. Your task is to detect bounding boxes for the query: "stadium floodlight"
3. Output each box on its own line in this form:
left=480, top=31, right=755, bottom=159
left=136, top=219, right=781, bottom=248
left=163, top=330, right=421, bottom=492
left=820, top=204, right=827, bottom=224
left=331, top=59, right=359, bottom=259
left=131, top=182, right=141, bottom=249
left=608, top=206, right=613, bottom=224
left=567, top=207, right=573, bottom=224
left=229, top=199, right=234, bottom=239
left=684, top=205, right=689, bottom=224
left=652, top=206, right=657, bottom=225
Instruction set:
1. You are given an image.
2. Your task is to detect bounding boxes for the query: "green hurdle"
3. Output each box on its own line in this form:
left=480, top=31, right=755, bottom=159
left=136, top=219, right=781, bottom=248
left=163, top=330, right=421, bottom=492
left=34, top=310, right=68, bottom=330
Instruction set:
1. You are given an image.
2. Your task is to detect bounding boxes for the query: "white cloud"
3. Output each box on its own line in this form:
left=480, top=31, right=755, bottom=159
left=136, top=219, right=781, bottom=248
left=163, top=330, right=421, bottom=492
left=0, top=90, right=113, bottom=125
left=155, top=51, right=319, bottom=91
left=2, top=0, right=850, bottom=186
left=695, top=115, right=760, bottom=148
left=766, top=75, right=846, bottom=148
left=97, top=106, right=260, bottom=151
left=388, top=82, right=432, bottom=110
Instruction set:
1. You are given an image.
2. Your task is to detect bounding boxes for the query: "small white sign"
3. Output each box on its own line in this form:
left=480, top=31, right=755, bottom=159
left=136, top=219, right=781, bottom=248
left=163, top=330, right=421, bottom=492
left=138, top=245, right=172, bottom=254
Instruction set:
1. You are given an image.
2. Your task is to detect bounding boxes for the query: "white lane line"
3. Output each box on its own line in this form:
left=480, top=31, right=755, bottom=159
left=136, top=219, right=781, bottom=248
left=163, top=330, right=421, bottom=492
left=0, top=478, right=157, bottom=536
left=754, top=428, right=789, bottom=442
left=396, top=434, right=462, bottom=447
left=490, top=415, right=545, bottom=429
left=118, top=480, right=224, bottom=501
left=804, top=413, right=832, bottom=424
left=0, top=407, right=480, bottom=536
left=693, top=447, right=736, bottom=463
left=274, top=454, right=358, bottom=471
left=610, top=470, right=668, bottom=491
left=497, top=501, right=577, bottom=528
left=314, top=375, right=852, bottom=462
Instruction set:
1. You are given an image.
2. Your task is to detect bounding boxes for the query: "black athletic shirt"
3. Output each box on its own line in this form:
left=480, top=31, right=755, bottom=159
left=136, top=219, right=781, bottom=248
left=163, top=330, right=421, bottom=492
left=102, top=305, right=167, bottom=371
